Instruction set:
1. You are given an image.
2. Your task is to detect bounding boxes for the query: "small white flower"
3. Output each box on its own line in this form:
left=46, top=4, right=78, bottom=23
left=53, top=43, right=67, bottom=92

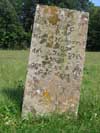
left=36, top=89, right=41, bottom=94
left=5, top=120, right=11, bottom=125
left=94, top=113, right=97, bottom=117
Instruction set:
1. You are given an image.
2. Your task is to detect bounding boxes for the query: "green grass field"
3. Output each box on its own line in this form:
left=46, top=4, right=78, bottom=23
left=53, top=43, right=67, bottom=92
left=0, top=50, right=100, bottom=133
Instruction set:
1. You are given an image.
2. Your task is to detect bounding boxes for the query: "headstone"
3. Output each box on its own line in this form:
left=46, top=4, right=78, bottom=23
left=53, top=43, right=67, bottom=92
left=22, top=5, right=89, bottom=117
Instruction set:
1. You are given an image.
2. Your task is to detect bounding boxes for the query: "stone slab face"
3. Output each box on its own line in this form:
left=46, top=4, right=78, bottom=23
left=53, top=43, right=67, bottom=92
left=22, top=5, right=89, bottom=117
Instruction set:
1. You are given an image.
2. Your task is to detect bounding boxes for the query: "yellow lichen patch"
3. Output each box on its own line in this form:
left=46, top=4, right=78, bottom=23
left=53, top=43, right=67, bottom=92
left=43, top=6, right=60, bottom=25
left=43, top=90, right=49, bottom=97
left=43, top=90, right=51, bottom=102
left=48, top=14, right=60, bottom=25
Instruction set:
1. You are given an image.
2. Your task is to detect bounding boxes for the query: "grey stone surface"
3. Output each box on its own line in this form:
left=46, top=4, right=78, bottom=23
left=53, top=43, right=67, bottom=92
left=22, top=4, right=89, bottom=117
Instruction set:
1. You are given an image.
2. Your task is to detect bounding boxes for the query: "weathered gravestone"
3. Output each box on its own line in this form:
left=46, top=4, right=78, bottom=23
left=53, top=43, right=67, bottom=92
left=22, top=5, right=89, bottom=117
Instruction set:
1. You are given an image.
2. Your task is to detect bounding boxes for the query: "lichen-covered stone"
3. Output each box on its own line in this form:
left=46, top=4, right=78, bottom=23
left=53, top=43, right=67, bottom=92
left=22, top=5, right=89, bottom=117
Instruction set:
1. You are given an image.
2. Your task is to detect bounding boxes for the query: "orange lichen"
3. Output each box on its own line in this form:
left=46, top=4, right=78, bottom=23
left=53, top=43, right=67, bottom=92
left=43, top=90, right=51, bottom=102
left=44, top=6, right=58, bottom=14
left=43, top=90, right=49, bottom=96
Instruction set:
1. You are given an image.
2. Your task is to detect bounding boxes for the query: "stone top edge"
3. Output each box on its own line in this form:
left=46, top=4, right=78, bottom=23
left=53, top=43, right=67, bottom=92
left=36, top=4, right=89, bottom=16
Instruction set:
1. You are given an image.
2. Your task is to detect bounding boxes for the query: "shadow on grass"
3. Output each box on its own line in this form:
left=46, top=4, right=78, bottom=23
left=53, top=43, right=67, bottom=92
left=1, top=81, right=24, bottom=112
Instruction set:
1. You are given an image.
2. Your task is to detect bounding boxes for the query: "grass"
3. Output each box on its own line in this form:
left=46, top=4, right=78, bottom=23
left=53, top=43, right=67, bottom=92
left=0, top=50, right=100, bottom=133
